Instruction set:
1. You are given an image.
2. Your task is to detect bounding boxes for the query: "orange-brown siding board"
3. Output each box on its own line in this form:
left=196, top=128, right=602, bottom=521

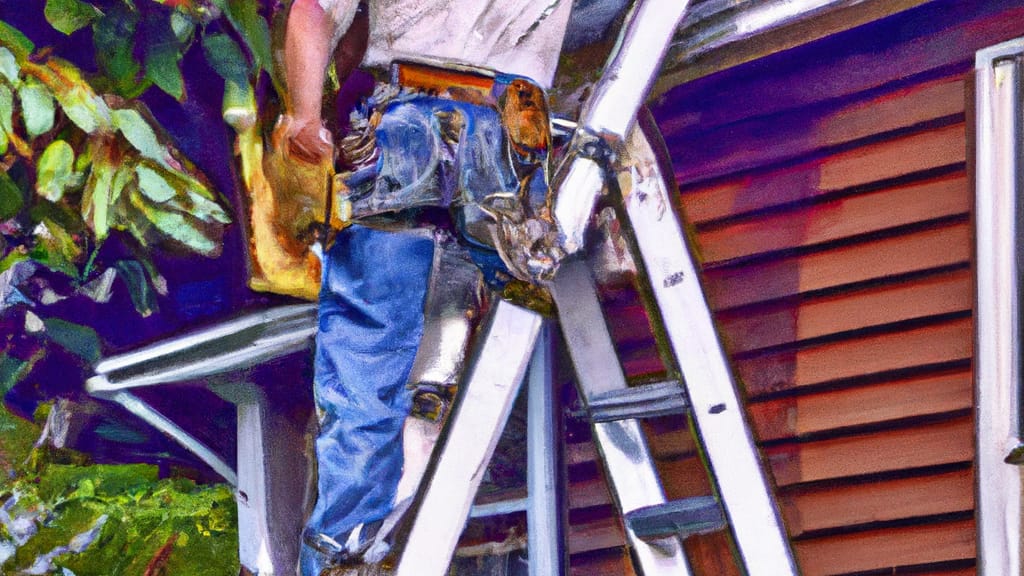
left=792, top=518, right=976, bottom=576
left=656, top=455, right=715, bottom=499
left=781, top=467, right=974, bottom=537
left=566, top=474, right=614, bottom=510
left=719, top=267, right=972, bottom=355
left=644, top=424, right=698, bottom=460
left=612, top=261, right=972, bottom=357
left=567, top=515, right=624, bottom=555
left=679, top=124, right=966, bottom=225
left=820, top=123, right=966, bottom=189
left=667, top=75, right=966, bottom=185
left=737, top=316, right=972, bottom=397
left=697, top=173, right=969, bottom=265
left=765, top=416, right=973, bottom=487
left=684, top=531, right=743, bottom=576
left=566, top=439, right=599, bottom=468
left=705, top=221, right=971, bottom=311
left=749, top=368, right=973, bottom=441
left=569, top=550, right=636, bottom=576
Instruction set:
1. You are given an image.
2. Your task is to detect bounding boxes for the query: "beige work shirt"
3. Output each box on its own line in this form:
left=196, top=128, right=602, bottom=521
left=318, top=0, right=574, bottom=87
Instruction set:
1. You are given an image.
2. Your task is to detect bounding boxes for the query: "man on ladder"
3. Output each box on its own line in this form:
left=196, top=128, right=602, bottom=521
left=275, top=0, right=797, bottom=575
left=278, top=1, right=629, bottom=573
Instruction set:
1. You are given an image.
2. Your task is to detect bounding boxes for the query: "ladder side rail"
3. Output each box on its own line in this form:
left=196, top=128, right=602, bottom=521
left=94, top=389, right=238, bottom=485
left=395, top=299, right=543, bottom=576
left=93, top=304, right=316, bottom=375
left=88, top=318, right=316, bottom=391
left=527, top=324, right=567, bottom=576
left=619, top=113, right=798, bottom=574
left=549, top=259, right=693, bottom=576
left=234, top=386, right=309, bottom=576
left=553, top=0, right=692, bottom=254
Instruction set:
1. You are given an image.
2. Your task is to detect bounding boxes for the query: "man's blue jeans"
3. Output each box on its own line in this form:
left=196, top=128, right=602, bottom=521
left=299, top=89, right=522, bottom=574
left=300, top=225, right=434, bottom=575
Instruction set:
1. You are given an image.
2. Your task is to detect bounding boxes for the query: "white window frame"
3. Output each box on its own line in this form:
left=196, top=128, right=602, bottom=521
left=975, top=37, right=1024, bottom=576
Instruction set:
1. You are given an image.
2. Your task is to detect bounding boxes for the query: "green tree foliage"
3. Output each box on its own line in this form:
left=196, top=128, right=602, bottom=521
left=0, top=0, right=281, bottom=398
left=0, top=410, right=239, bottom=575
left=0, top=26, right=233, bottom=393
left=39, top=0, right=279, bottom=120
left=0, top=2, right=281, bottom=571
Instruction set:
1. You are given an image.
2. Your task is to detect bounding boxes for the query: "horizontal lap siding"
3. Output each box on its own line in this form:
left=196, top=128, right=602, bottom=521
left=678, top=75, right=977, bottom=572
left=600, top=1, right=1024, bottom=575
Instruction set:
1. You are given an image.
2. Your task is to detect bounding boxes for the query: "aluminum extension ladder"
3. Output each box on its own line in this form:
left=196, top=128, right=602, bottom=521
left=391, top=0, right=796, bottom=571
left=389, top=112, right=796, bottom=576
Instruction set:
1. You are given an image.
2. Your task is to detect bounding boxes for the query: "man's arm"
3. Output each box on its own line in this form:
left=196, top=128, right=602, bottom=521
left=281, top=0, right=360, bottom=163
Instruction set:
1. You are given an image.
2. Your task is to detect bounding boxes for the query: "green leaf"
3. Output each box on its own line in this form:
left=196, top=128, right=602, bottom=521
left=0, top=46, right=19, bottom=84
left=142, top=12, right=187, bottom=101
left=145, top=39, right=185, bottom=101
left=30, top=218, right=82, bottom=278
left=36, top=140, right=81, bottom=202
left=152, top=164, right=231, bottom=224
left=27, top=194, right=85, bottom=234
left=225, top=0, right=272, bottom=73
left=109, top=160, right=133, bottom=207
left=201, top=33, right=249, bottom=86
left=114, top=259, right=156, bottom=317
left=44, top=58, right=113, bottom=133
left=75, top=138, right=94, bottom=172
left=0, top=245, right=28, bottom=273
left=18, top=79, right=55, bottom=138
left=169, top=11, right=194, bottom=43
left=128, top=188, right=218, bottom=255
left=221, top=78, right=255, bottom=132
left=111, top=108, right=169, bottom=168
left=135, top=164, right=176, bottom=202
left=44, top=0, right=100, bottom=36
left=0, top=353, right=26, bottom=395
left=83, top=150, right=115, bottom=240
left=92, top=7, right=142, bottom=97
left=41, top=317, right=101, bottom=364
left=0, top=353, right=31, bottom=396
left=127, top=249, right=166, bottom=295
left=0, top=20, right=35, bottom=61
left=0, top=82, right=12, bottom=152
left=79, top=266, right=115, bottom=303
left=0, top=170, right=23, bottom=219
left=185, top=189, right=231, bottom=224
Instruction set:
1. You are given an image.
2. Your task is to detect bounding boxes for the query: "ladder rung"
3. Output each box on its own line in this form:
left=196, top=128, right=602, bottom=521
left=587, top=380, right=689, bottom=422
left=625, top=496, right=726, bottom=541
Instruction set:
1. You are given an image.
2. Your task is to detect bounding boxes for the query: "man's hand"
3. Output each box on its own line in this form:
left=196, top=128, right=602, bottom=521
left=275, top=115, right=334, bottom=165
left=282, top=0, right=352, bottom=165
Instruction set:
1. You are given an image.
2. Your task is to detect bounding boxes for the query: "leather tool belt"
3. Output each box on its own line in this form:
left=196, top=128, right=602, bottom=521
left=247, top=60, right=553, bottom=299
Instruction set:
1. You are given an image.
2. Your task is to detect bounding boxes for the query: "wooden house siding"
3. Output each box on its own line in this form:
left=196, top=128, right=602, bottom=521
left=556, top=1, right=1024, bottom=574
